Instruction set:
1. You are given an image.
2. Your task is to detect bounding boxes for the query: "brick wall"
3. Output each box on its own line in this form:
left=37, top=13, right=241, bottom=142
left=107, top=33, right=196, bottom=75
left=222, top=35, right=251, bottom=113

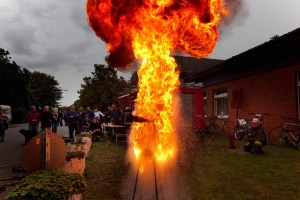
left=202, top=63, right=300, bottom=134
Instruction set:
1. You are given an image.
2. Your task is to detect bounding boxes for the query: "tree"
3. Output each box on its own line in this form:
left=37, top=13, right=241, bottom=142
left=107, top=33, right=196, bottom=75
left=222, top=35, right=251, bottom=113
left=130, top=71, right=138, bottom=86
left=0, top=52, right=29, bottom=108
left=77, top=64, right=130, bottom=110
left=0, top=48, right=11, bottom=63
left=270, top=35, right=279, bottom=41
left=28, top=71, right=63, bottom=108
left=0, top=47, right=63, bottom=122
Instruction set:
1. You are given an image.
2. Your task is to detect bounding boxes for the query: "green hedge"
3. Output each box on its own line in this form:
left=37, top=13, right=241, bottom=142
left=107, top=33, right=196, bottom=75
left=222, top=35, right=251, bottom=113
left=6, top=169, right=87, bottom=200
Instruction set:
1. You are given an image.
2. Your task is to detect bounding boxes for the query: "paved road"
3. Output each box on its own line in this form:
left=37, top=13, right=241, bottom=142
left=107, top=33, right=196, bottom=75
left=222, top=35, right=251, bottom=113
left=0, top=124, right=70, bottom=198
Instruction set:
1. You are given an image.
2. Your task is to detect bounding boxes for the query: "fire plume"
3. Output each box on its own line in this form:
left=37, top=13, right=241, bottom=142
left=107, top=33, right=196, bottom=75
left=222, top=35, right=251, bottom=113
left=86, top=0, right=228, bottom=163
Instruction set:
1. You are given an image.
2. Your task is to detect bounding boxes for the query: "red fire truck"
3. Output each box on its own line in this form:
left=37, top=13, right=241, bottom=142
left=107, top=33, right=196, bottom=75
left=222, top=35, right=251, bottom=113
left=118, top=83, right=204, bottom=129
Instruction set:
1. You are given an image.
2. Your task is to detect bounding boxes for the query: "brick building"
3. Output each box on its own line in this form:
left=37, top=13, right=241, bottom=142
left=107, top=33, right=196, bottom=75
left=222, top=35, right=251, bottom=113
left=185, top=27, right=300, bottom=134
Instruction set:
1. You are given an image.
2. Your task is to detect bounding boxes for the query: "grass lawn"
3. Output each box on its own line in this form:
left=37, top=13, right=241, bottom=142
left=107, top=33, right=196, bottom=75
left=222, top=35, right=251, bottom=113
left=83, top=135, right=300, bottom=200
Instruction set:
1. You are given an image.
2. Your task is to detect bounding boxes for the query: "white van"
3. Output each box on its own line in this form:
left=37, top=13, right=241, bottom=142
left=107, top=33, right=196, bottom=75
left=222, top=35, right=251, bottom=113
left=0, top=105, right=12, bottom=123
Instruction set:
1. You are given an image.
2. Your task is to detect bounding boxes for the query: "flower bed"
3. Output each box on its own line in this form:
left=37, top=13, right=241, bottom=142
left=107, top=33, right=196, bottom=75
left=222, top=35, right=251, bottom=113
left=6, top=169, right=86, bottom=200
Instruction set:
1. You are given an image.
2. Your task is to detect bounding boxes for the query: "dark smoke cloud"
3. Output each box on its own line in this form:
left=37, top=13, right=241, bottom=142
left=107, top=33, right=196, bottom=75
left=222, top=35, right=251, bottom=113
left=219, top=0, right=249, bottom=38
left=86, top=0, right=225, bottom=71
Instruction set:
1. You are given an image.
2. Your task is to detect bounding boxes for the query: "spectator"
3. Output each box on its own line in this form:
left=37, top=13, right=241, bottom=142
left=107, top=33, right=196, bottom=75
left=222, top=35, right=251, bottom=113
left=64, top=105, right=80, bottom=140
left=110, top=104, right=122, bottom=125
left=40, top=106, right=52, bottom=133
left=51, top=107, right=59, bottom=133
left=244, top=118, right=267, bottom=154
left=84, top=106, right=94, bottom=119
left=104, top=107, right=112, bottom=124
left=89, top=117, right=110, bottom=144
left=78, top=106, right=85, bottom=132
left=27, top=106, right=40, bottom=132
left=0, top=108, right=8, bottom=142
left=63, top=111, right=68, bottom=126
left=82, top=114, right=91, bottom=132
left=58, top=109, right=63, bottom=126
left=93, top=106, right=105, bottom=122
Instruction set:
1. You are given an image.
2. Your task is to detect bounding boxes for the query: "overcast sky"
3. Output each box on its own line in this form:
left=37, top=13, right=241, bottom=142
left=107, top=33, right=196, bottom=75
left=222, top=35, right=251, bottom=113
left=1, top=0, right=300, bottom=106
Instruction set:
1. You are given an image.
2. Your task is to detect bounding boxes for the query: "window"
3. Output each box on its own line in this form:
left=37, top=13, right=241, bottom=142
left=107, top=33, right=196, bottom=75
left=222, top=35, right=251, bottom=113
left=214, top=89, right=228, bottom=118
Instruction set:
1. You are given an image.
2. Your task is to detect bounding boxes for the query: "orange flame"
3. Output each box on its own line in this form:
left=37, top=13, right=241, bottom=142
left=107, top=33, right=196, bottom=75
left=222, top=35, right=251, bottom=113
left=86, top=0, right=228, bottom=163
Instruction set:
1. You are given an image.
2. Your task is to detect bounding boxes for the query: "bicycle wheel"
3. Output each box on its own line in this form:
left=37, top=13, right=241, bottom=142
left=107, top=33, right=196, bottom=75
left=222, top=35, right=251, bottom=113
left=269, top=127, right=287, bottom=147
left=234, top=128, right=245, bottom=140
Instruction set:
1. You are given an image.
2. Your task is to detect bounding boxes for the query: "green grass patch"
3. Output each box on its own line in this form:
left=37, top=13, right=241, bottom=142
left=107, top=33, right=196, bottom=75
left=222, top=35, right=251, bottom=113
left=83, top=136, right=300, bottom=200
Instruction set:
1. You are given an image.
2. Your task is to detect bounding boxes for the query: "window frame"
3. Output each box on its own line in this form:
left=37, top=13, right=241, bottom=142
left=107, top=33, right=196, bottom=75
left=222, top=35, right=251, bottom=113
left=214, top=89, right=228, bottom=118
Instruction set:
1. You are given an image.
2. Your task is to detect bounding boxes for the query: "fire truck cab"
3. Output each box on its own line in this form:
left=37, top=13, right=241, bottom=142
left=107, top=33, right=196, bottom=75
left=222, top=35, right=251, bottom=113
left=118, top=83, right=204, bottom=129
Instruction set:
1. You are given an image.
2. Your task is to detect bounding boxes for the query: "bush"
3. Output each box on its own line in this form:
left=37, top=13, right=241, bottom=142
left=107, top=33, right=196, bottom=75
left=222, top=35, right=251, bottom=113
left=6, top=169, right=87, bottom=200
left=76, top=132, right=92, bottom=137
left=66, top=151, right=86, bottom=162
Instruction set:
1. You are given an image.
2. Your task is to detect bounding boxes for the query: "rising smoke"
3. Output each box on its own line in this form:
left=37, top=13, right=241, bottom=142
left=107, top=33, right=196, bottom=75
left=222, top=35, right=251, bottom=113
left=86, top=0, right=234, bottom=70
left=219, top=0, right=249, bottom=39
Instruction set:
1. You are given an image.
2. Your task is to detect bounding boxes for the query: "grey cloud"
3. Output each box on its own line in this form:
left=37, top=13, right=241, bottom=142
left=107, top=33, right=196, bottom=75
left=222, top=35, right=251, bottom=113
left=69, top=1, right=91, bottom=33
left=16, top=1, right=59, bottom=20
left=2, top=25, right=37, bottom=56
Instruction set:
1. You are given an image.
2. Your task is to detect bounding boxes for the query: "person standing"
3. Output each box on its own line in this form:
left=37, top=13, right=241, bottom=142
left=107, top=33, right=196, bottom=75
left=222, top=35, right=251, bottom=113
left=51, top=107, right=59, bottom=133
left=58, top=109, right=63, bottom=126
left=93, top=106, right=105, bottom=122
left=40, top=106, right=52, bottom=133
left=64, top=105, right=80, bottom=140
left=63, top=110, right=68, bottom=126
left=84, top=106, right=94, bottom=119
left=111, top=104, right=122, bottom=125
left=0, top=108, right=8, bottom=142
left=78, top=106, right=85, bottom=132
left=27, top=106, right=41, bottom=132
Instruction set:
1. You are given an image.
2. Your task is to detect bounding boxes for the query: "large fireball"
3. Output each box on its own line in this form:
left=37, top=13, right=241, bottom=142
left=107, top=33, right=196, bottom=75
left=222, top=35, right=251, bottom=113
left=86, top=0, right=228, bottom=163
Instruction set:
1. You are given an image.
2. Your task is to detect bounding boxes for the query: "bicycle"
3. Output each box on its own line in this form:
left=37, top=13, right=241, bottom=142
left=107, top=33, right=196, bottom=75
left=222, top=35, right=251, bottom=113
left=205, top=114, right=235, bottom=137
left=197, top=116, right=220, bottom=138
left=215, top=113, right=235, bottom=137
left=234, top=112, right=269, bottom=140
left=269, top=116, right=300, bottom=150
left=234, top=118, right=252, bottom=140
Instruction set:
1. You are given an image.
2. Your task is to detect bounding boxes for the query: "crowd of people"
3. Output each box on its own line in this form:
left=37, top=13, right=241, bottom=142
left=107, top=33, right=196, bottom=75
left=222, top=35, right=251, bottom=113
left=25, top=104, right=125, bottom=143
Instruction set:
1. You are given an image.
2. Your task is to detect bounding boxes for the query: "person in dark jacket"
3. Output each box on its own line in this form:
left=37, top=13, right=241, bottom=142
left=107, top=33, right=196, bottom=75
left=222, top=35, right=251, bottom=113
left=110, top=104, right=122, bottom=125
left=40, top=106, right=52, bottom=133
left=89, top=117, right=110, bottom=144
left=244, top=118, right=267, bottom=154
left=64, top=105, right=80, bottom=140
left=84, top=106, right=94, bottom=120
left=58, top=110, right=64, bottom=126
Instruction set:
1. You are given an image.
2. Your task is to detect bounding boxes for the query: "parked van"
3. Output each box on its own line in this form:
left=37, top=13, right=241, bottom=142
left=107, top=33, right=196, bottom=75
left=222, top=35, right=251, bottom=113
left=0, top=105, right=12, bottom=123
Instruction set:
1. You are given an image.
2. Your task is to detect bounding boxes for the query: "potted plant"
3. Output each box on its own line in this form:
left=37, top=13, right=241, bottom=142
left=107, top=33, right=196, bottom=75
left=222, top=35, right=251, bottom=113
left=6, top=169, right=87, bottom=200
left=75, top=133, right=92, bottom=155
left=62, top=151, right=86, bottom=175
left=67, top=137, right=89, bottom=156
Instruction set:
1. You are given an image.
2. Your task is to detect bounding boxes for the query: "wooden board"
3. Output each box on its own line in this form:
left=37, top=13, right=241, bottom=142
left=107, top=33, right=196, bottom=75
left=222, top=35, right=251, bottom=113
left=22, top=132, right=66, bottom=173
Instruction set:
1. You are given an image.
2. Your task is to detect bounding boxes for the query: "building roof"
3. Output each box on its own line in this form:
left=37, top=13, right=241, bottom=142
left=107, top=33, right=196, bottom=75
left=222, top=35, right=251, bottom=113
left=173, top=55, right=224, bottom=82
left=186, top=27, right=300, bottom=86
